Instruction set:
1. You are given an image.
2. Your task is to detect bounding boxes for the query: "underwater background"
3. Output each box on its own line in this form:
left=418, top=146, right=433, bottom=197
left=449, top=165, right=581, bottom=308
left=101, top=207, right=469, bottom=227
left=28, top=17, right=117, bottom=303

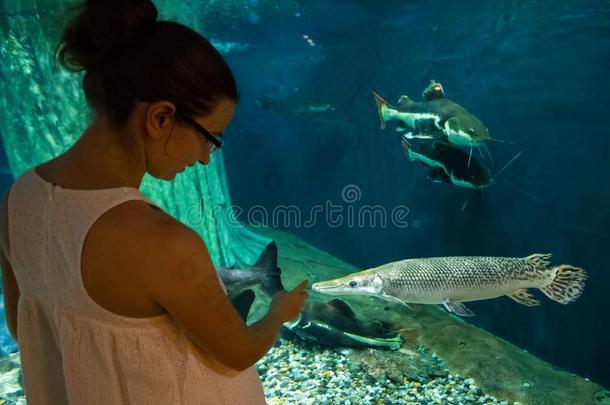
left=0, top=0, right=609, bottom=403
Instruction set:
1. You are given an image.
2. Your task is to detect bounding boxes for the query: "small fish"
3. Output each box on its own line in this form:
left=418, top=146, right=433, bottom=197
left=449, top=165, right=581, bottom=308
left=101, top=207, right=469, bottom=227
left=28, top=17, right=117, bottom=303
left=283, top=298, right=416, bottom=350
left=401, top=136, right=492, bottom=189
left=257, top=91, right=335, bottom=117
left=219, top=241, right=284, bottom=320
left=373, top=80, right=491, bottom=147
left=312, top=254, right=587, bottom=317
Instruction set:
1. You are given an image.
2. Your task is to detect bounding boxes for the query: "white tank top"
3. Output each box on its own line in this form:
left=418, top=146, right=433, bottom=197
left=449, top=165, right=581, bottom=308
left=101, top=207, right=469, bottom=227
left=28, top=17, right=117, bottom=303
left=6, top=167, right=266, bottom=405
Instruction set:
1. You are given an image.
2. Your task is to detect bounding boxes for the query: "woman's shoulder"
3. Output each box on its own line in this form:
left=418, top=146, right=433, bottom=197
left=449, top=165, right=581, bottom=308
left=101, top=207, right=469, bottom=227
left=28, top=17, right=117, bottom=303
left=86, top=199, right=199, bottom=275
left=109, top=201, right=208, bottom=277
left=81, top=199, right=204, bottom=317
left=106, top=200, right=212, bottom=301
left=111, top=199, right=196, bottom=245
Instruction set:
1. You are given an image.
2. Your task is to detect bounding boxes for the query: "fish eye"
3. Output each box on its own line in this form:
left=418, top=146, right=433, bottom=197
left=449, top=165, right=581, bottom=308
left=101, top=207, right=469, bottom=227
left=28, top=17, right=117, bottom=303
left=349, top=281, right=357, bottom=288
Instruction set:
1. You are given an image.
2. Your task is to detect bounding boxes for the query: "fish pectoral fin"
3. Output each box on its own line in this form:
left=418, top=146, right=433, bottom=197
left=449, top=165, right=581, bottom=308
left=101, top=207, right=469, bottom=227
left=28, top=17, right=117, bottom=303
left=442, top=299, right=475, bottom=317
left=283, top=314, right=303, bottom=330
left=328, top=298, right=357, bottom=319
left=507, top=289, right=540, bottom=306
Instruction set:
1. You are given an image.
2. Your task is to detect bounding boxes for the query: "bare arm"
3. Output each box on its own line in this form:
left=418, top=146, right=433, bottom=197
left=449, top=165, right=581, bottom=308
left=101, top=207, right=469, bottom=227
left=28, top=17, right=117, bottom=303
left=144, top=228, right=295, bottom=371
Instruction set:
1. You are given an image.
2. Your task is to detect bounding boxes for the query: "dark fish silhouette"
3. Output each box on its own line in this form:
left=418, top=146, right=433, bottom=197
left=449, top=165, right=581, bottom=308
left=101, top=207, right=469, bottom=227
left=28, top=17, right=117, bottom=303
left=401, top=136, right=492, bottom=189
left=283, top=298, right=416, bottom=350
left=218, top=242, right=284, bottom=321
left=257, top=91, right=334, bottom=117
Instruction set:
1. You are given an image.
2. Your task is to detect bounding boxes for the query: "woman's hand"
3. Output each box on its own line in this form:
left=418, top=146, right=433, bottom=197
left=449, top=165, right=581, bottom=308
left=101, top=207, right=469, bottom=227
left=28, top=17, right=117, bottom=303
left=269, top=280, right=309, bottom=322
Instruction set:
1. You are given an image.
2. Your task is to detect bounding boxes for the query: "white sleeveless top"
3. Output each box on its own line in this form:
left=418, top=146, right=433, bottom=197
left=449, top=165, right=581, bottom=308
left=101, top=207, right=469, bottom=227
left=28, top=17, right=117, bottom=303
left=6, top=167, right=266, bottom=405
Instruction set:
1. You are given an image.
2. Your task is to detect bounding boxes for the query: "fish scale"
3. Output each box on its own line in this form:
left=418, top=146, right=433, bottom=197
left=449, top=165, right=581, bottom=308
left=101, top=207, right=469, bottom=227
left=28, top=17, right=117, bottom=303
left=377, top=256, right=544, bottom=302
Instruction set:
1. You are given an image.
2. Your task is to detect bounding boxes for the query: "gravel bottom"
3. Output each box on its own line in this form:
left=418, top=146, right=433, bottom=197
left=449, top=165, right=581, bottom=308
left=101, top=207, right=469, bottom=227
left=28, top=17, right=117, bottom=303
left=0, top=353, right=24, bottom=405
left=257, top=337, right=517, bottom=405
left=1, top=339, right=519, bottom=405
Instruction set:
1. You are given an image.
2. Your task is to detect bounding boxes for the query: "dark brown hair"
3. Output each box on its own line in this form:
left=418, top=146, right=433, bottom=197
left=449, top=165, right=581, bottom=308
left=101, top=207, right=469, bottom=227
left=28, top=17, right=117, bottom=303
left=56, top=0, right=238, bottom=129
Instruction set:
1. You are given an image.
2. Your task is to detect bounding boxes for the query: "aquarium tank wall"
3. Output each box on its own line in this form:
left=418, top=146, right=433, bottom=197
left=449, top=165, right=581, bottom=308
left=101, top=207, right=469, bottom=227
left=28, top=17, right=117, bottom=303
left=1, top=0, right=609, bottom=404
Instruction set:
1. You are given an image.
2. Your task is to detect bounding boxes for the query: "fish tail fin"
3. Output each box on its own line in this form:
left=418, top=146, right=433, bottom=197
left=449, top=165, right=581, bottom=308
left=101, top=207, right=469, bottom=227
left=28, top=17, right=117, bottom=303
left=372, top=90, right=389, bottom=129
left=540, top=265, right=587, bottom=304
left=254, top=241, right=285, bottom=296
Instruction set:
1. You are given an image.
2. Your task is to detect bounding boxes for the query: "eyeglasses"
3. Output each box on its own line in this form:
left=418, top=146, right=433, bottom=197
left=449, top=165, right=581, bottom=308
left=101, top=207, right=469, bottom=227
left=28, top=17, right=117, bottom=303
left=177, top=112, right=223, bottom=153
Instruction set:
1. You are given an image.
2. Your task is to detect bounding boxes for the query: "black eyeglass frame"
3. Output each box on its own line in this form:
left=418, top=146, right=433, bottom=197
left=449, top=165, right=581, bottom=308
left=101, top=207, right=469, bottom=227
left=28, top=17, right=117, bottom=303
left=176, top=112, right=223, bottom=151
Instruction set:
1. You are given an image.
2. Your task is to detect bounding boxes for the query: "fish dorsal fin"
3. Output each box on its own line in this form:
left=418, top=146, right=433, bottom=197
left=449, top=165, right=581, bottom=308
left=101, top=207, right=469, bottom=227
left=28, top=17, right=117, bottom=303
left=254, top=241, right=278, bottom=268
left=422, top=80, right=446, bottom=101
left=328, top=299, right=357, bottom=318
left=396, top=95, right=415, bottom=112
left=508, top=289, right=541, bottom=306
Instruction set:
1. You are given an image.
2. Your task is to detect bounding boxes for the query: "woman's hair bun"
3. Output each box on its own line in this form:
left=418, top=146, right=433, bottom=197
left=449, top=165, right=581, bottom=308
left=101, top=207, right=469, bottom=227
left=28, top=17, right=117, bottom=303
left=58, top=0, right=158, bottom=71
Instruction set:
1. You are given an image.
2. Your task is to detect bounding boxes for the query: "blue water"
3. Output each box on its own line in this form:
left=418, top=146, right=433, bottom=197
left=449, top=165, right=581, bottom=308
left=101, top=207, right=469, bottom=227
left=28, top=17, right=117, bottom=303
left=1, top=0, right=609, bottom=394
left=220, top=0, right=610, bottom=387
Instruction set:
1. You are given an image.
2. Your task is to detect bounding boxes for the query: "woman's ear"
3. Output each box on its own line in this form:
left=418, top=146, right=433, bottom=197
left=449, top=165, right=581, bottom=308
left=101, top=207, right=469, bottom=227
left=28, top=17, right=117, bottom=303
left=146, top=101, right=177, bottom=138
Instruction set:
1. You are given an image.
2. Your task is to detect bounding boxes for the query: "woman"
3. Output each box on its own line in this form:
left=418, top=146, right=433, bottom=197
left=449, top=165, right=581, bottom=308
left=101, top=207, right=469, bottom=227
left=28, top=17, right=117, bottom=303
left=0, top=0, right=308, bottom=403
